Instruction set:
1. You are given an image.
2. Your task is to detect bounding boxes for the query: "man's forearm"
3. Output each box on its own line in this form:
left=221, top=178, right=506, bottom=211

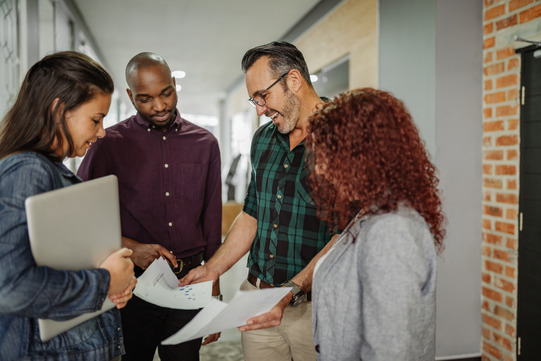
left=205, top=211, right=257, bottom=277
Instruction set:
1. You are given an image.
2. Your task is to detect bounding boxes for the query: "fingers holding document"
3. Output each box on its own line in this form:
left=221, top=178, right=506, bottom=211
left=202, top=332, right=221, bottom=346
left=178, top=264, right=219, bottom=286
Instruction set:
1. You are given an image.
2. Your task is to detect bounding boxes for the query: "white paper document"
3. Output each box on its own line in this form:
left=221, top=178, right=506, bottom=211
left=133, top=257, right=212, bottom=309
left=162, top=287, right=291, bottom=345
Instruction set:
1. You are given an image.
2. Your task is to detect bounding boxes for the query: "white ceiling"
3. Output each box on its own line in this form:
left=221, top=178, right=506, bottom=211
left=72, top=0, right=324, bottom=117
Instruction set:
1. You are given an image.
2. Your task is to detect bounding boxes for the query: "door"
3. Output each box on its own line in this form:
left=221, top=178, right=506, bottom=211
left=517, top=45, right=541, bottom=360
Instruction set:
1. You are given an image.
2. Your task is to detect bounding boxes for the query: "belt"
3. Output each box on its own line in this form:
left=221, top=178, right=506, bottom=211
left=171, top=252, right=204, bottom=276
left=248, top=273, right=275, bottom=288
left=247, top=273, right=311, bottom=301
left=134, top=252, right=204, bottom=279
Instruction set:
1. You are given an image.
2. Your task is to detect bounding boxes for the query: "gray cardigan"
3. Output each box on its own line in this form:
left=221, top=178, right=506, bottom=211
left=312, top=205, right=437, bottom=361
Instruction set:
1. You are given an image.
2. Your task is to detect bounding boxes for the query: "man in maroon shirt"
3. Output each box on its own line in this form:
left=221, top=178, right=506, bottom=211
left=78, top=52, right=222, bottom=361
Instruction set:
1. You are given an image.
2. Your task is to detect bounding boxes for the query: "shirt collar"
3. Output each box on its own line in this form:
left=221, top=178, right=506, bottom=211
left=133, top=109, right=184, bottom=133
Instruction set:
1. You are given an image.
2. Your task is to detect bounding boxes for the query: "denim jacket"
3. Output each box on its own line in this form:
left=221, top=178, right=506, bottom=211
left=0, top=152, right=124, bottom=361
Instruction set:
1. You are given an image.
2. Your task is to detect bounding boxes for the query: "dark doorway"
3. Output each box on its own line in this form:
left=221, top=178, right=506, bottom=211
left=517, top=45, right=541, bottom=360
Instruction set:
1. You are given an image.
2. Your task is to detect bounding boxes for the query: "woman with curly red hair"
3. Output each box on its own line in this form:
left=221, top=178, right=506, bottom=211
left=307, top=88, right=445, bottom=361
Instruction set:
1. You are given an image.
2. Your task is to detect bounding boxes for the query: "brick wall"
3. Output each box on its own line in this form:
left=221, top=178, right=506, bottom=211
left=482, top=0, right=541, bottom=360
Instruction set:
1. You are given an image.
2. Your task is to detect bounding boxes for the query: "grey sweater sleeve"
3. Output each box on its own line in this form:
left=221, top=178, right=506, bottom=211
left=358, top=213, right=437, bottom=361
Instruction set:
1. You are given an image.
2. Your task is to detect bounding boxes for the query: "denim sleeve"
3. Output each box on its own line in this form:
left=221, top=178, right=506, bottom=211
left=0, top=156, right=111, bottom=320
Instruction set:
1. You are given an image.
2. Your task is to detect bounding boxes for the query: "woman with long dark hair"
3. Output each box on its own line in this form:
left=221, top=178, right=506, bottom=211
left=307, top=88, right=445, bottom=361
left=0, top=51, right=135, bottom=361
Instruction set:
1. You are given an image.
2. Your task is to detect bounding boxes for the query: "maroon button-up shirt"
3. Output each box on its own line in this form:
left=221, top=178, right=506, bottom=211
left=77, top=110, right=222, bottom=260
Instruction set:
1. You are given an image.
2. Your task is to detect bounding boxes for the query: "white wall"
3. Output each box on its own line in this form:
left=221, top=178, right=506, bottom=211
left=379, top=0, right=483, bottom=358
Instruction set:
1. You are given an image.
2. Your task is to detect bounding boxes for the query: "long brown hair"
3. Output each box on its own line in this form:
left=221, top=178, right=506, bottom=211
left=0, top=51, right=113, bottom=162
left=306, top=88, right=445, bottom=252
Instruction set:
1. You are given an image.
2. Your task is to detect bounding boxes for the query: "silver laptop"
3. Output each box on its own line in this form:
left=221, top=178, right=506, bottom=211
left=25, top=174, right=121, bottom=341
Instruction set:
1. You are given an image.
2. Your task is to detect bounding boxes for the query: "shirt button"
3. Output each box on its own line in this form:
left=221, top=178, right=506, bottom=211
left=168, top=222, right=173, bottom=227
left=277, top=194, right=282, bottom=199
left=269, top=254, right=274, bottom=259
left=163, top=136, right=166, bottom=140
left=117, top=345, right=122, bottom=349
left=273, top=224, right=278, bottom=228
left=147, top=128, right=151, bottom=132
left=165, top=192, right=170, bottom=196
left=117, top=327, right=121, bottom=332
left=284, top=164, right=289, bottom=169
left=164, top=164, right=169, bottom=168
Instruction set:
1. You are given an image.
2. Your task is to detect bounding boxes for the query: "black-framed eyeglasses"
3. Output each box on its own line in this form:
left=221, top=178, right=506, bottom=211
left=248, top=72, right=289, bottom=108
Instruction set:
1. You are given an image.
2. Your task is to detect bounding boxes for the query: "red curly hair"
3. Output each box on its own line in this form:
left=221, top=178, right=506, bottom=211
left=306, top=88, right=445, bottom=252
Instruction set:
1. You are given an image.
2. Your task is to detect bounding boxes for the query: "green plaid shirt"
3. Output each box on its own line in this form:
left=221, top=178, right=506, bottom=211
left=243, top=121, right=333, bottom=286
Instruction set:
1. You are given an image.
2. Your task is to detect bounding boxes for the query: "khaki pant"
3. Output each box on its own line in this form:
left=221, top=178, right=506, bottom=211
left=240, top=279, right=316, bottom=361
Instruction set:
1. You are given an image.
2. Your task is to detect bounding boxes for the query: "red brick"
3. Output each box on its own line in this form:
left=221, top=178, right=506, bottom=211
left=508, top=118, right=518, bottom=130
left=485, top=91, right=506, bottom=104
left=483, top=326, right=491, bottom=339
left=496, top=74, right=518, bottom=88
left=484, top=149, right=504, bottom=159
left=504, top=323, right=515, bottom=338
left=483, top=311, right=503, bottom=328
left=484, top=37, right=496, bottom=49
left=484, top=233, right=502, bottom=245
left=496, top=104, right=519, bottom=117
left=496, top=14, right=518, bottom=30
left=494, top=249, right=511, bottom=262
left=495, top=221, right=515, bottom=234
left=485, top=261, right=504, bottom=275
left=484, top=22, right=494, bottom=35
left=484, top=341, right=504, bottom=360
left=485, top=79, right=493, bottom=91
left=484, top=51, right=494, bottom=64
left=482, top=270, right=492, bottom=282
left=494, top=305, right=514, bottom=321
left=506, top=149, right=518, bottom=160
left=484, top=136, right=493, bottom=147
left=510, top=0, right=533, bottom=12
left=519, top=3, right=541, bottom=23
left=506, top=238, right=517, bottom=250
left=484, top=205, right=503, bottom=217
left=485, top=0, right=494, bottom=6
left=485, top=62, right=505, bottom=76
left=507, top=179, right=517, bottom=190
left=508, top=58, right=519, bottom=70
left=505, top=208, right=517, bottom=220
left=495, top=165, right=516, bottom=175
left=493, top=331, right=514, bottom=352
left=505, top=295, right=514, bottom=308
left=495, top=277, right=516, bottom=292
left=496, top=135, right=518, bottom=146
left=484, top=121, right=505, bottom=132
left=485, top=4, right=506, bottom=20
left=507, top=88, right=519, bottom=102
left=483, top=164, right=493, bottom=175
left=484, top=107, right=493, bottom=119
left=484, top=177, right=503, bottom=189
left=505, top=266, right=516, bottom=278
left=483, top=218, right=493, bottom=229
left=496, top=193, right=517, bottom=204
left=496, top=47, right=516, bottom=60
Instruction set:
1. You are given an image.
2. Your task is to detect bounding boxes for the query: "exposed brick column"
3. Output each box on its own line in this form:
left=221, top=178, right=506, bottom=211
left=482, top=0, right=541, bottom=360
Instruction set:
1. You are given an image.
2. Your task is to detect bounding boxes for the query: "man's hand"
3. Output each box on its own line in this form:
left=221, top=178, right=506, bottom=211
left=202, top=332, right=221, bottom=346
left=109, top=276, right=137, bottom=309
left=122, top=236, right=177, bottom=269
left=178, top=264, right=219, bottom=286
left=238, top=292, right=292, bottom=331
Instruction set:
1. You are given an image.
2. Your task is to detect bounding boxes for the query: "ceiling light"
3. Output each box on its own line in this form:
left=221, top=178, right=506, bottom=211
left=172, top=70, right=186, bottom=79
left=176, top=84, right=182, bottom=92
left=310, top=75, right=318, bottom=83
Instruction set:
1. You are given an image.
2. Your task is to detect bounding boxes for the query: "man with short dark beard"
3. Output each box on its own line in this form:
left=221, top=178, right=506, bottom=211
left=78, top=52, right=222, bottom=361
left=181, top=42, right=338, bottom=361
